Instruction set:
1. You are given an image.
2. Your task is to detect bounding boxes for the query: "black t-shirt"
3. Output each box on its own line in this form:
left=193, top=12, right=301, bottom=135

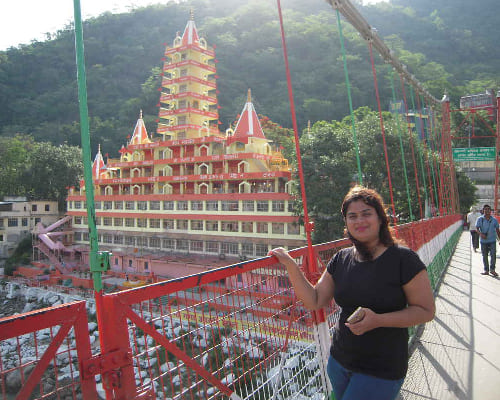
left=326, top=245, right=426, bottom=380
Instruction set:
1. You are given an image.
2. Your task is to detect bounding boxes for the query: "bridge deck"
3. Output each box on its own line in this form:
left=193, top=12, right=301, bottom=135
left=402, top=231, right=500, bottom=400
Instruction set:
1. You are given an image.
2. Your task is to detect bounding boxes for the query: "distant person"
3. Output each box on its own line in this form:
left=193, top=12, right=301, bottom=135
left=269, top=186, right=435, bottom=400
left=475, top=204, right=500, bottom=276
left=466, top=207, right=481, bottom=252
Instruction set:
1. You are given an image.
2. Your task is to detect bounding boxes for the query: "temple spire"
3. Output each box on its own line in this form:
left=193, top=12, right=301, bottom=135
left=247, top=88, right=252, bottom=103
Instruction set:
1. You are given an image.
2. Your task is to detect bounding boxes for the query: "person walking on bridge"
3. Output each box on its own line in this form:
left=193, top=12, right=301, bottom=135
left=269, top=186, right=435, bottom=400
left=466, top=206, right=481, bottom=252
left=475, top=204, right=500, bottom=276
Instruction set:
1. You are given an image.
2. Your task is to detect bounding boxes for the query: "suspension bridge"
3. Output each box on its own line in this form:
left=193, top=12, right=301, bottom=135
left=1, top=0, right=499, bottom=399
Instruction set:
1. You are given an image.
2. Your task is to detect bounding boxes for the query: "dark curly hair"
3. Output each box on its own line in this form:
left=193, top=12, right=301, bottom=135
left=341, top=185, right=397, bottom=260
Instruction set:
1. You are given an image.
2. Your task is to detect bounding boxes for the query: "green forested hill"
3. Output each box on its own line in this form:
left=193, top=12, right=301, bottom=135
left=0, top=0, right=498, bottom=157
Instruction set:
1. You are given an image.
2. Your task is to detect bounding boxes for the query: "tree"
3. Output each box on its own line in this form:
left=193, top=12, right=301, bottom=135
left=23, top=142, right=83, bottom=210
left=0, top=135, right=33, bottom=198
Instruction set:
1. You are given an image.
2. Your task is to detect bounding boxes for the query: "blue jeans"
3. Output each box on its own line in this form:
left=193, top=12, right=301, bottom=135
left=327, top=356, right=404, bottom=400
left=480, top=241, right=496, bottom=271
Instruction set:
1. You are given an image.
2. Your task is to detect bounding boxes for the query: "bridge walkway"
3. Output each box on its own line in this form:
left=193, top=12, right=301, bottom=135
left=402, top=231, right=500, bottom=400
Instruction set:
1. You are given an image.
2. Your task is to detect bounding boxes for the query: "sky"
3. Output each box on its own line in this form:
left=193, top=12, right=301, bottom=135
left=0, top=0, right=388, bottom=51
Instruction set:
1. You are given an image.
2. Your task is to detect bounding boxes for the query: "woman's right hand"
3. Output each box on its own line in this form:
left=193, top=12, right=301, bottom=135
left=268, top=247, right=293, bottom=264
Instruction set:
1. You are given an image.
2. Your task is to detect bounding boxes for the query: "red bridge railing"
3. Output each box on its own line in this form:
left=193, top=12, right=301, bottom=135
left=1, top=215, right=461, bottom=399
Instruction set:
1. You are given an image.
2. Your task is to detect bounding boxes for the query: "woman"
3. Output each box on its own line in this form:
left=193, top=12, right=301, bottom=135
left=269, top=186, right=435, bottom=400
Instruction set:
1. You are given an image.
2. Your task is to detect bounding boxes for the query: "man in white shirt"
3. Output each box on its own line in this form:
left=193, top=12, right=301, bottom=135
left=467, top=207, right=481, bottom=252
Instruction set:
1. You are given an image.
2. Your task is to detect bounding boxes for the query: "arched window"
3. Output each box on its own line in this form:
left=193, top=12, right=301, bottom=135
left=238, top=161, right=249, bottom=173
left=239, top=181, right=251, bottom=194
left=131, top=168, right=141, bottom=178
left=198, top=163, right=209, bottom=175
left=163, top=184, right=173, bottom=195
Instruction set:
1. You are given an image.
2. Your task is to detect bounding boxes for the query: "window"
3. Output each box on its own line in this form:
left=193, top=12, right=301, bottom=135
left=180, top=69, right=188, bottom=77
left=137, top=218, right=147, bottom=228
left=74, top=216, right=82, bottom=225
left=242, top=243, right=254, bottom=256
left=257, top=201, right=269, bottom=212
left=114, top=201, right=123, bottom=210
left=45, top=204, right=50, bottom=211
left=125, top=201, right=135, bottom=210
left=191, top=220, right=204, bottom=230
left=74, top=232, right=82, bottom=241
left=125, top=218, right=135, bottom=227
left=22, top=218, right=28, bottom=227
left=114, top=218, right=123, bottom=227
left=255, top=244, right=269, bottom=257
left=256, top=222, right=268, bottom=234
left=177, top=201, right=188, bottom=210
left=242, top=201, right=254, bottom=212
left=95, top=202, right=101, bottom=210
left=137, top=237, right=148, bottom=247
left=221, top=242, right=239, bottom=255
left=190, top=240, right=203, bottom=252
left=149, top=219, right=161, bottom=229
left=104, top=201, right=113, bottom=210
left=191, top=201, right=203, bottom=210
left=137, top=201, right=148, bottom=210
left=125, top=236, right=135, bottom=246
left=144, top=262, right=149, bottom=270
left=206, top=201, right=218, bottom=211
left=8, top=218, right=18, bottom=227
left=32, top=204, right=37, bottom=212
left=103, top=217, right=112, bottom=226
left=221, top=200, right=239, bottom=211
left=287, top=223, right=300, bottom=235
left=150, top=201, right=161, bottom=210
left=74, top=201, right=82, bottom=209
left=162, top=238, right=175, bottom=249
left=241, top=222, right=253, bottom=233
left=35, top=218, right=41, bottom=225
left=177, top=220, right=188, bottom=230
left=221, top=221, right=238, bottom=232
left=95, top=217, right=101, bottom=226
left=83, top=232, right=89, bottom=241
left=114, top=236, right=124, bottom=244
left=103, top=234, right=113, bottom=244
left=272, top=200, right=285, bottom=212
left=149, top=237, right=160, bottom=248
left=163, top=201, right=174, bottom=210
left=206, top=241, right=219, bottom=253
left=206, top=221, right=218, bottom=231
left=272, top=223, right=285, bottom=234
left=177, top=239, right=189, bottom=250
left=164, top=219, right=174, bottom=229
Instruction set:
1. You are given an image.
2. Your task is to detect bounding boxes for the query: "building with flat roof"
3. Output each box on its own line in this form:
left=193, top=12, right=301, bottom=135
left=0, top=197, right=59, bottom=263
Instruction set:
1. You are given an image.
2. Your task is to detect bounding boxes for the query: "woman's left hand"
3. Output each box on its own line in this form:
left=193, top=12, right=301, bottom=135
left=345, top=308, right=379, bottom=335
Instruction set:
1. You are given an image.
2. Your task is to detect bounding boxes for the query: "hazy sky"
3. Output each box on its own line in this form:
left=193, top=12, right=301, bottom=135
left=0, top=0, right=388, bottom=51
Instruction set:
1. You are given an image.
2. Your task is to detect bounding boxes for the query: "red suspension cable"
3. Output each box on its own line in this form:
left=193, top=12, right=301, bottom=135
left=276, top=0, right=317, bottom=276
left=367, top=42, right=397, bottom=224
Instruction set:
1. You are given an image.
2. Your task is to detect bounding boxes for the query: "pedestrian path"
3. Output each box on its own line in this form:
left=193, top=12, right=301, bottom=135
left=401, top=231, right=500, bottom=400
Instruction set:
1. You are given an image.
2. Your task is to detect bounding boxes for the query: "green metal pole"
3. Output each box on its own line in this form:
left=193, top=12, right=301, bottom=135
left=73, top=0, right=110, bottom=292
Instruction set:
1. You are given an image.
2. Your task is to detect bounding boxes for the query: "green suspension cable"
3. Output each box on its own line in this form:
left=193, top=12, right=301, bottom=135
left=426, top=96, right=441, bottom=211
left=336, top=10, right=363, bottom=184
left=409, top=87, right=429, bottom=216
left=73, top=0, right=110, bottom=292
left=390, top=72, right=413, bottom=221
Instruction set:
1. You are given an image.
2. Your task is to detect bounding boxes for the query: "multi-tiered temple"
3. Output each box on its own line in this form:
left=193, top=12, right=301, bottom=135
left=65, top=15, right=305, bottom=276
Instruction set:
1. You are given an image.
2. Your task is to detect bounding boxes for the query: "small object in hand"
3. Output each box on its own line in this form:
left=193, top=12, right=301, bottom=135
left=347, top=307, right=365, bottom=324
